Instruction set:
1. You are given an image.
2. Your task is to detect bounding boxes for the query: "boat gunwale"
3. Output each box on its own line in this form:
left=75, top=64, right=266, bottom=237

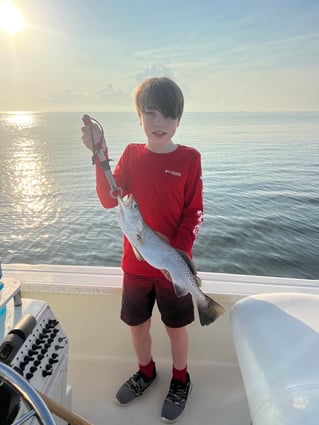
left=3, top=264, right=319, bottom=299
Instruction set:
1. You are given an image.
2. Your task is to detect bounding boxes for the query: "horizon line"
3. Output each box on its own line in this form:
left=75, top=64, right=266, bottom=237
left=1, top=110, right=319, bottom=114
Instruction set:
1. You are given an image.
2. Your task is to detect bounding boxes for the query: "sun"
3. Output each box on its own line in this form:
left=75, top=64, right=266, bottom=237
left=0, top=2, right=25, bottom=34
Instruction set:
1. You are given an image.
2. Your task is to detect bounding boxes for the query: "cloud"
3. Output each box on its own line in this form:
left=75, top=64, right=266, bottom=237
left=32, top=84, right=132, bottom=111
left=135, top=64, right=174, bottom=83
left=95, top=84, right=129, bottom=105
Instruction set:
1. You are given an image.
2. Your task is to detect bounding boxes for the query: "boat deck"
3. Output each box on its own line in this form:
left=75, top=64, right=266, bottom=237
left=4, top=264, right=319, bottom=425
left=68, top=356, right=250, bottom=425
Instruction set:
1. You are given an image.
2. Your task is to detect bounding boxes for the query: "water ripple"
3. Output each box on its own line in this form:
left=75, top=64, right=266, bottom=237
left=1, top=112, right=318, bottom=279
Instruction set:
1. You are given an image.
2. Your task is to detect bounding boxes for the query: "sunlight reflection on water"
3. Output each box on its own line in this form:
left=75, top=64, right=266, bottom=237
left=2, top=112, right=61, bottom=232
left=6, top=112, right=36, bottom=128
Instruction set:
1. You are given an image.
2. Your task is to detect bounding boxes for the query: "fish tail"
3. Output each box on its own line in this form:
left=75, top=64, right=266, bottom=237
left=197, top=294, right=225, bottom=326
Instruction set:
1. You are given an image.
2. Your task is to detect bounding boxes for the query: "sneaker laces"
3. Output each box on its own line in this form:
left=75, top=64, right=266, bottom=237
left=126, top=371, right=149, bottom=395
left=166, top=380, right=188, bottom=407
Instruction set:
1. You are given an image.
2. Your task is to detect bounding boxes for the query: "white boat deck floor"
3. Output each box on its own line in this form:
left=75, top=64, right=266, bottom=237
left=68, top=356, right=250, bottom=425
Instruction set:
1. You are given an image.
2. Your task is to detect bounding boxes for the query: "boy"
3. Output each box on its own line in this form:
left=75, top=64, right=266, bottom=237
left=82, top=77, right=203, bottom=422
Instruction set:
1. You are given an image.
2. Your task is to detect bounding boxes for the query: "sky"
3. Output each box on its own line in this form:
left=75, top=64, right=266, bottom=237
left=0, top=0, right=319, bottom=112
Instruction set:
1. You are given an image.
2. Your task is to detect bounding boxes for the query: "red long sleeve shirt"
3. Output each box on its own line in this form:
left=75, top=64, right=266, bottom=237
left=96, top=143, right=204, bottom=277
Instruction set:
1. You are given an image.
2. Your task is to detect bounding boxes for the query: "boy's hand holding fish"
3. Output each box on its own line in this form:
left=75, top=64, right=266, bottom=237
left=117, top=194, right=225, bottom=326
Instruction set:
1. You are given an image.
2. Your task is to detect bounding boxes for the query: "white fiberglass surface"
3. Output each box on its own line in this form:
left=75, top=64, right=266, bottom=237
left=68, top=356, right=250, bottom=425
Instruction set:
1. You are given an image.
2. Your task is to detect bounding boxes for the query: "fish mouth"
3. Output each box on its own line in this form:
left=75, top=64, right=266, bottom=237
left=117, top=196, right=126, bottom=215
left=117, top=194, right=133, bottom=210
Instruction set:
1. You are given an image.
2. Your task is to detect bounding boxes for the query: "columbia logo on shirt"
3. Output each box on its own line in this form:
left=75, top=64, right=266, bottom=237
left=165, top=169, right=182, bottom=177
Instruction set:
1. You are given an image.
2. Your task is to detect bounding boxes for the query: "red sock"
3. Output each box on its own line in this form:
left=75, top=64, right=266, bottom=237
left=139, top=359, right=155, bottom=380
left=172, top=365, right=187, bottom=384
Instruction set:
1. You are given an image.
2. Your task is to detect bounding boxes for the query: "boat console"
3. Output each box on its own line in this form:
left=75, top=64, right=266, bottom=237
left=0, top=277, right=70, bottom=424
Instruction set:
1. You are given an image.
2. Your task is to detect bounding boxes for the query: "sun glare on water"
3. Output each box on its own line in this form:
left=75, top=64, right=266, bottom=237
left=0, top=1, right=25, bottom=34
left=7, top=112, right=35, bottom=128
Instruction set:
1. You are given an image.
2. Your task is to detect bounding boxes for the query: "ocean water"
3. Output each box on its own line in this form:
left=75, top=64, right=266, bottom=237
left=0, top=111, right=318, bottom=279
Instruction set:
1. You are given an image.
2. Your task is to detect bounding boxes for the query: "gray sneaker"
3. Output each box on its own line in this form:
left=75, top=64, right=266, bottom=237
left=161, top=373, right=192, bottom=423
left=116, top=368, right=157, bottom=405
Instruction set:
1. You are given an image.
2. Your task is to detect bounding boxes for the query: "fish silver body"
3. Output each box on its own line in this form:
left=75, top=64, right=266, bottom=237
left=117, top=194, right=225, bottom=326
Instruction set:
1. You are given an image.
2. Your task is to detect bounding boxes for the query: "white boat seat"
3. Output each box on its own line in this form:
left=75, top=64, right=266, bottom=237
left=230, top=292, right=319, bottom=425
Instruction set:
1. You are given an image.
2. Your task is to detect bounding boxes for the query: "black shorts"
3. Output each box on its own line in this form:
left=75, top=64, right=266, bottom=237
left=121, top=272, right=194, bottom=328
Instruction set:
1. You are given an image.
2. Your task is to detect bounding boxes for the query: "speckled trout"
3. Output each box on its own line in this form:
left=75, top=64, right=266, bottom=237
left=117, top=194, right=225, bottom=326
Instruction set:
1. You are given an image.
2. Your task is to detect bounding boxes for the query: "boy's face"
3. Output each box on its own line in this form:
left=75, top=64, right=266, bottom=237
left=139, top=109, right=180, bottom=152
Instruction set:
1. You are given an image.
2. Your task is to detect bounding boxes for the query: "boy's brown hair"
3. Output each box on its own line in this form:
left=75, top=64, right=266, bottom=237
left=135, top=77, right=184, bottom=120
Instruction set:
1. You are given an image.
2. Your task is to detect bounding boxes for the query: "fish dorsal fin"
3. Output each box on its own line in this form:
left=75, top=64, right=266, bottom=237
left=176, top=249, right=202, bottom=287
left=176, top=249, right=196, bottom=274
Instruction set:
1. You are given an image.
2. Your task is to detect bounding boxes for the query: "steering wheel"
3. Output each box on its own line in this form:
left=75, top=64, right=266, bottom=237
left=0, top=362, right=56, bottom=425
